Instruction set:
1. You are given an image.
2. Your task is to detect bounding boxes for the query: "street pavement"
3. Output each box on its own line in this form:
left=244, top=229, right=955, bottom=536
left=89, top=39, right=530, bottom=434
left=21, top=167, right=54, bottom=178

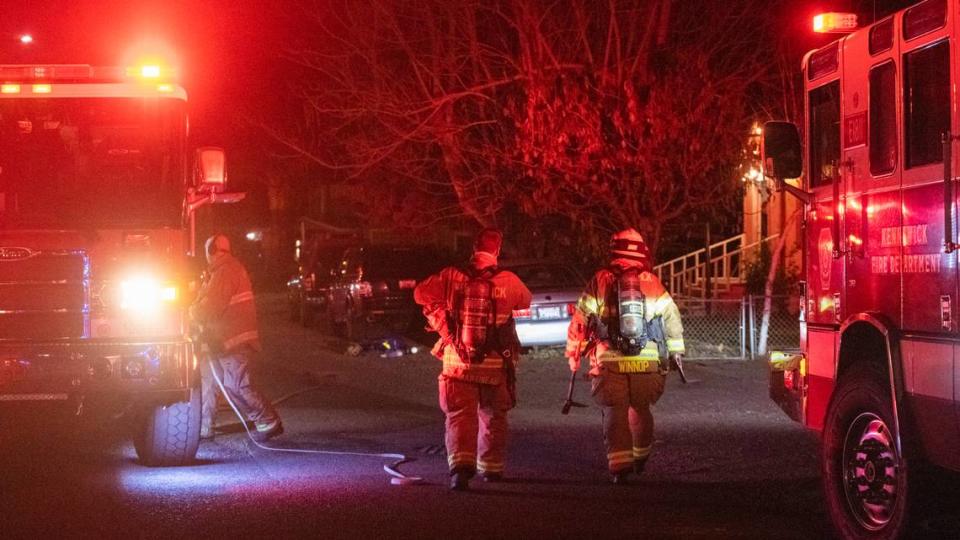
left=2, top=294, right=958, bottom=539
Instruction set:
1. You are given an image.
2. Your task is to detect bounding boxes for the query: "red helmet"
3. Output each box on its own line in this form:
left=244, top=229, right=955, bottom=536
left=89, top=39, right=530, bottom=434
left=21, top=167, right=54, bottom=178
left=609, top=228, right=650, bottom=265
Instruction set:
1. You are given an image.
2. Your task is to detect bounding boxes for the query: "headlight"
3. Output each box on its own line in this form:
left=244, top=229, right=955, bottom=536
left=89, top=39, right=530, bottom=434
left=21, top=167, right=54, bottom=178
left=119, top=277, right=179, bottom=313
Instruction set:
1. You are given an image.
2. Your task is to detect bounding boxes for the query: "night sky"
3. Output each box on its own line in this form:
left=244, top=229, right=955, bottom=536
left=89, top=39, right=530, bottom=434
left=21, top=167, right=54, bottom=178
left=0, top=0, right=286, bottom=148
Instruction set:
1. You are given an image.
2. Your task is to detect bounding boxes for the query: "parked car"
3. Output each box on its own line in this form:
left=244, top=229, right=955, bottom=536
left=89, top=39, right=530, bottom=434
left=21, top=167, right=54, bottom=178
left=326, top=245, right=448, bottom=340
left=287, top=246, right=344, bottom=327
left=505, top=260, right=585, bottom=347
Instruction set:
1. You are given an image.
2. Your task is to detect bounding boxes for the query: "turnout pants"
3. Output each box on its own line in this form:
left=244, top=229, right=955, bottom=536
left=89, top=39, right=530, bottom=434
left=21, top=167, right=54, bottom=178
left=439, top=376, right=513, bottom=476
left=201, top=347, right=280, bottom=433
left=591, top=368, right=666, bottom=473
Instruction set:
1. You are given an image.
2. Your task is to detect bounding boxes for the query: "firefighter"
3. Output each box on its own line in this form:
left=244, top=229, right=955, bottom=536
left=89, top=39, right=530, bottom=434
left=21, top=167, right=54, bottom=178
left=566, top=228, right=685, bottom=484
left=191, top=233, right=283, bottom=442
left=414, top=228, right=532, bottom=491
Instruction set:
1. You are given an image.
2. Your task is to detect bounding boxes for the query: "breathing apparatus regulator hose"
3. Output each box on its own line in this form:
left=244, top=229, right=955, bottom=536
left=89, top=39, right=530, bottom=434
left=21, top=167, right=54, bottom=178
left=207, top=359, right=423, bottom=485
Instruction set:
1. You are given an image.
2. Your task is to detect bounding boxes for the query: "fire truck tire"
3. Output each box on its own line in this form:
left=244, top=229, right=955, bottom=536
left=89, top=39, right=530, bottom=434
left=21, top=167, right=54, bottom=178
left=134, top=387, right=202, bottom=467
left=822, top=363, right=912, bottom=540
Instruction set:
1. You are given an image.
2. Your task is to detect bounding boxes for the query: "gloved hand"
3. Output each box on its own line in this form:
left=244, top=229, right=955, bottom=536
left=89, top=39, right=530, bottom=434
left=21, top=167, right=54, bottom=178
left=455, top=342, right=476, bottom=364
left=669, top=353, right=683, bottom=370
left=566, top=352, right=580, bottom=373
left=669, top=353, right=688, bottom=384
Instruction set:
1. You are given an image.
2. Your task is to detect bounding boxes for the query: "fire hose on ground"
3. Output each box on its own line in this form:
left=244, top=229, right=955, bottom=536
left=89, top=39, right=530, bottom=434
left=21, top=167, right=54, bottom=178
left=207, top=359, right=424, bottom=486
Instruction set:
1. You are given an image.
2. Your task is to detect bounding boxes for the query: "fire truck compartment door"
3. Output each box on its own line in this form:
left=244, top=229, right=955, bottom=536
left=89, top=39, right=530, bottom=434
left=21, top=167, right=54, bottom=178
left=902, top=340, right=960, bottom=469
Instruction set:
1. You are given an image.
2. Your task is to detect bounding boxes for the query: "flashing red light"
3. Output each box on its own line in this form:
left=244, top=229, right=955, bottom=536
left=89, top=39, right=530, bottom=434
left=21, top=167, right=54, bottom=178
left=813, top=12, right=858, bottom=33
left=513, top=308, right=532, bottom=319
left=140, top=65, right=162, bottom=78
left=19, top=34, right=33, bottom=45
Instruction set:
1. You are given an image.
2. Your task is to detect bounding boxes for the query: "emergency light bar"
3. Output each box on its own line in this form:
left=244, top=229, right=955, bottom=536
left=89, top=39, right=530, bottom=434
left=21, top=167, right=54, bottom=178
left=0, top=64, right=176, bottom=83
left=813, top=12, right=858, bottom=33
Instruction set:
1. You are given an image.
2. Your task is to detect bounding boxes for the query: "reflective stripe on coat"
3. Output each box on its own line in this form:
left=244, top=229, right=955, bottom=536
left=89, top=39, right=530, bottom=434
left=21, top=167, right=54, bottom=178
left=191, top=253, right=261, bottom=353
left=566, top=261, right=684, bottom=376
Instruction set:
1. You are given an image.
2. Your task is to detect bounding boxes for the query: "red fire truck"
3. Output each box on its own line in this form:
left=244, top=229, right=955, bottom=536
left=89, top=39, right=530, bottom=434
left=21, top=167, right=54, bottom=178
left=765, top=0, right=960, bottom=537
left=0, top=63, right=241, bottom=465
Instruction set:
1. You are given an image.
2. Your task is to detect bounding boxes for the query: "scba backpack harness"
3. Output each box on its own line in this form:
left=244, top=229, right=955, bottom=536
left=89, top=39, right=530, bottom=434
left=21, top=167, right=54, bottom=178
left=610, top=267, right=648, bottom=355
left=452, top=266, right=506, bottom=364
left=598, top=267, right=668, bottom=359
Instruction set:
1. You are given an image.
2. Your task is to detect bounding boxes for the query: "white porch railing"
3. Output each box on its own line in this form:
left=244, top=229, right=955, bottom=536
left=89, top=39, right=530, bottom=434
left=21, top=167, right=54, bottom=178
left=653, top=234, right=780, bottom=299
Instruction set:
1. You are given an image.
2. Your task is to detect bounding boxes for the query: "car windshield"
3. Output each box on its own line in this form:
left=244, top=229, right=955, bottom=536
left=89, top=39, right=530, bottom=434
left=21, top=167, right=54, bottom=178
left=510, top=263, right=582, bottom=290
left=364, top=247, right=444, bottom=279
left=0, top=98, right=186, bottom=229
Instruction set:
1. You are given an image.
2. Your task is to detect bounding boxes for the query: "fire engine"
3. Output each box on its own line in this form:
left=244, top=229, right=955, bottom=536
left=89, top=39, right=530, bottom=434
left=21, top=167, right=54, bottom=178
left=0, top=62, right=242, bottom=465
left=765, top=0, right=960, bottom=537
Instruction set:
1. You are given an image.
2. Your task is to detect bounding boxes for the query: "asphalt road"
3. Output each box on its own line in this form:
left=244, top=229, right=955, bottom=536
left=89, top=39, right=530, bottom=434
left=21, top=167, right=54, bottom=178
left=2, top=294, right=958, bottom=539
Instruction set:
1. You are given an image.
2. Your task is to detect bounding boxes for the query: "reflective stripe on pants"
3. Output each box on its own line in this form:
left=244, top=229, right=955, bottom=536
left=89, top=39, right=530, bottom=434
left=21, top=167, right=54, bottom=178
left=439, top=375, right=513, bottom=474
left=592, top=369, right=665, bottom=473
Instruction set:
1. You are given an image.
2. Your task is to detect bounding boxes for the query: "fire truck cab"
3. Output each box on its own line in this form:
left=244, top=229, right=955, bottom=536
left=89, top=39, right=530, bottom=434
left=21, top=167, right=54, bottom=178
left=0, top=63, right=240, bottom=466
left=765, top=0, right=960, bottom=536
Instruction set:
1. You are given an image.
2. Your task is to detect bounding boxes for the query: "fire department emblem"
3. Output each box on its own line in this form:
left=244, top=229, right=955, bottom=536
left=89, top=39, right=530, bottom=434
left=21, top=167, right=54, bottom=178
left=0, top=247, right=37, bottom=261
left=818, top=228, right=833, bottom=290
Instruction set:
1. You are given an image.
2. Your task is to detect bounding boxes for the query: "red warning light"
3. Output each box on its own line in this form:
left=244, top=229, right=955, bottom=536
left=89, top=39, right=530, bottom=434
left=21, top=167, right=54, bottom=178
left=813, top=13, right=858, bottom=33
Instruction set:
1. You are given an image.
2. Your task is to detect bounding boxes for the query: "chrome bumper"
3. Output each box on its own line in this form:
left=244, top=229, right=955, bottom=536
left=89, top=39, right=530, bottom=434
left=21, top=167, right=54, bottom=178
left=0, top=340, right=195, bottom=401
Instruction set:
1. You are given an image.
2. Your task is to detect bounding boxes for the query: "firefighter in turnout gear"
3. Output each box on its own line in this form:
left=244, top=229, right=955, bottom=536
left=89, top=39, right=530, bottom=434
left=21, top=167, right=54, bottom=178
left=566, top=228, right=685, bottom=484
left=414, top=228, right=532, bottom=491
left=191, top=234, right=283, bottom=442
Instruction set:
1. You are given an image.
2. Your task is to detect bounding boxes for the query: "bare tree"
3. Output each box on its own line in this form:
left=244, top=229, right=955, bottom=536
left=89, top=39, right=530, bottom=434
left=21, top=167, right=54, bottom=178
left=259, top=0, right=784, bottom=256
left=258, top=0, right=521, bottom=228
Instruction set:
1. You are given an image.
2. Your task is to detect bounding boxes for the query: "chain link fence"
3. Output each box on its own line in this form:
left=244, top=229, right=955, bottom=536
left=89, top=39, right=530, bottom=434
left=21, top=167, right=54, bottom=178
left=673, top=295, right=800, bottom=360
left=748, top=295, right=801, bottom=357
left=675, top=298, right=748, bottom=360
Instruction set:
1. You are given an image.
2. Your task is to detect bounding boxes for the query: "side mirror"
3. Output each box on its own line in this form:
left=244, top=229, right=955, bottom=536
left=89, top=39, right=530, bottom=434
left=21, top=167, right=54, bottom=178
left=761, top=122, right=803, bottom=179
left=761, top=121, right=813, bottom=204
left=195, top=147, right=227, bottom=193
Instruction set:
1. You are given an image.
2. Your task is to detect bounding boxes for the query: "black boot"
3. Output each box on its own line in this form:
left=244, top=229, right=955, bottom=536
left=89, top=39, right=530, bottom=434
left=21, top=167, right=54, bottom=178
left=449, top=471, right=471, bottom=491
left=610, top=470, right=631, bottom=485
left=481, top=472, right=503, bottom=483
left=634, top=458, right=647, bottom=475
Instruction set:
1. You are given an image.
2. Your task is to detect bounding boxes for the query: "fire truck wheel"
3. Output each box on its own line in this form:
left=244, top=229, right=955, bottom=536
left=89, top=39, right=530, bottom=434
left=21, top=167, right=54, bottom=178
left=133, top=387, right=202, bottom=467
left=822, top=363, right=911, bottom=540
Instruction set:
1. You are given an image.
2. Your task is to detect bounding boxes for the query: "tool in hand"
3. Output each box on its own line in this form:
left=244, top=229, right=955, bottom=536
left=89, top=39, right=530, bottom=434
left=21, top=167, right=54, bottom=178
left=670, top=353, right=688, bottom=384
left=561, top=369, right=588, bottom=415
left=562, top=339, right=594, bottom=415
